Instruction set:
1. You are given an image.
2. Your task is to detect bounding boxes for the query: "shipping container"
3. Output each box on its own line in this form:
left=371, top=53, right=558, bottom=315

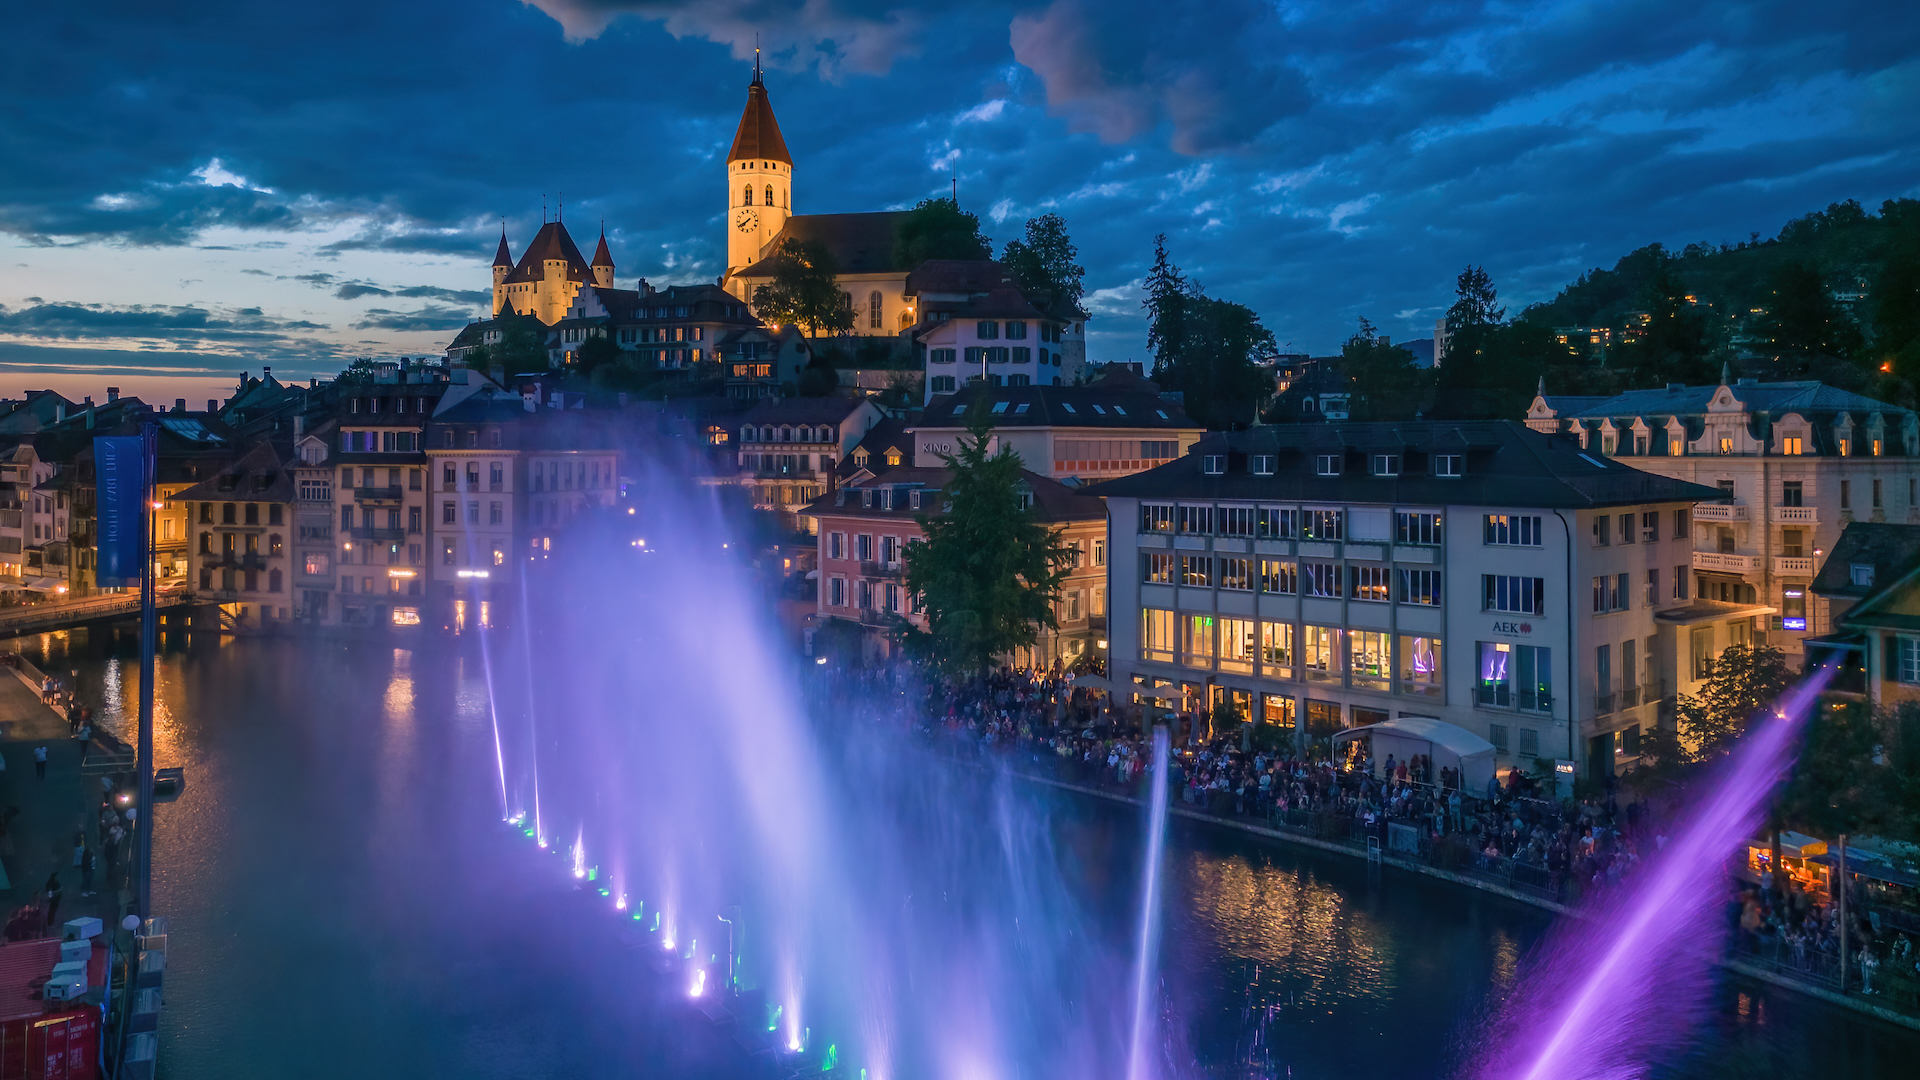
left=0, top=1009, right=96, bottom=1080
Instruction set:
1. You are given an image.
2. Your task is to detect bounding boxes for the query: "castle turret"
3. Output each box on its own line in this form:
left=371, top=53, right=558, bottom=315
left=591, top=228, right=615, bottom=289
left=492, top=226, right=515, bottom=316
left=725, top=51, right=793, bottom=276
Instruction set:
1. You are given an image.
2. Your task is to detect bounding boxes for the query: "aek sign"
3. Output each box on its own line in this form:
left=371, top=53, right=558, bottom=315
left=1490, top=620, right=1534, bottom=637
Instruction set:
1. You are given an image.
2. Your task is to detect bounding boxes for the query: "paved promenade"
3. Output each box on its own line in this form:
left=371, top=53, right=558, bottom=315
left=0, top=655, right=127, bottom=932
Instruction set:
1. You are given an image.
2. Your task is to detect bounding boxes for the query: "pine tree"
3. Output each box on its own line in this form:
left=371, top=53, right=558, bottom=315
left=1141, top=235, right=1275, bottom=427
left=901, top=402, right=1075, bottom=674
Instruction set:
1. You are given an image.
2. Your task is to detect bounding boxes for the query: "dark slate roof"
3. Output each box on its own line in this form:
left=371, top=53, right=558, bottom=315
left=1552, top=381, right=1910, bottom=423
left=917, top=382, right=1198, bottom=431
left=1810, top=522, right=1920, bottom=599
left=503, top=221, right=593, bottom=285
left=1084, top=421, right=1725, bottom=510
left=171, top=441, right=293, bottom=503
left=739, top=397, right=867, bottom=426
left=904, top=260, right=1013, bottom=296
left=732, top=212, right=914, bottom=277
left=800, top=466, right=1104, bottom=525
left=839, top=417, right=911, bottom=478
left=949, top=286, right=1045, bottom=322
left=727, top=76, right=792, bottom=165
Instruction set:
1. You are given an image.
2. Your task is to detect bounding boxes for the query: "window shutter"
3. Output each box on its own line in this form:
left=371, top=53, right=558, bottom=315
left=1886, top=634, right=1901, bottom=683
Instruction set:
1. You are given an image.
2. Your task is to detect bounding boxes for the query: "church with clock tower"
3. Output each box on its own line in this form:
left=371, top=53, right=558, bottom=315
left=725, top=56, right=793, bottom=274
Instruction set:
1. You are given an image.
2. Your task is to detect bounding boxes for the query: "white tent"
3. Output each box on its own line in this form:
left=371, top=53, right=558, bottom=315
left=1331, top=716, right=1497, bottom=792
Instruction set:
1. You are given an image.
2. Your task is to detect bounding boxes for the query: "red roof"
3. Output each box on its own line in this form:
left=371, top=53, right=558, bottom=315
left=591, top=231, right=614, bottom=268
left=492, top=229, right=514, bottom=268
left=727, top=78, right=792, bottom=166
left=0, top=938, right=59, bottom=1022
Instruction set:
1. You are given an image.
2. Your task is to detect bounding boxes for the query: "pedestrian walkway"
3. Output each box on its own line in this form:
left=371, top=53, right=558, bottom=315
left=0, top=656, right=126, bottom=939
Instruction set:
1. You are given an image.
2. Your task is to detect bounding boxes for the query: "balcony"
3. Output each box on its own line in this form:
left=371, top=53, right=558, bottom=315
left=1618, top=685, right=1640, bottom=709
left=348, top=526, right=408, bottom=543
left=1692, top=502, right=1748, bottom=522
left=354, top=485, right=404, bottom=503
left=755, top=466, right=820, bottom=479
left=1596, top=692, right=1615, bottom=716
left=209, top=553, right=267, bottom=570
left=1775, top=505, right=1817, bottom=524
left=1774, top=556, right=1817, bottom=576
left=1693, top=550, right=1762, bottom=574
left=859, top=560, right=903, bottom=578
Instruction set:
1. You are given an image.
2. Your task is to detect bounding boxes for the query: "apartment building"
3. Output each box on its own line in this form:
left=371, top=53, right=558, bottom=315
left=802, top=458, right=1107, bottom=667
left=1527, top=374, right=1920, bottom=657
left=912, top=375, right=1204, bottom=484
left=731, top=397, right=884, bottom=531
left=1092, top=421, right=1725, bottom=782
left=173, top=441, right=297, bottom=630
left=290, top=422, right=338, bottom=623
left=0, top=445, right=62, bottom=590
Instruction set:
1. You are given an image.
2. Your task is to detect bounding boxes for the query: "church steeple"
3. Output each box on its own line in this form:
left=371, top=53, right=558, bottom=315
left=725, top=57, right=794, bottom=278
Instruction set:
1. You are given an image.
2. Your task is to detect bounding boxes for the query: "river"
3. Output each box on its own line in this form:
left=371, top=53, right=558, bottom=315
left=6, top=627, right=1915, bottom=1079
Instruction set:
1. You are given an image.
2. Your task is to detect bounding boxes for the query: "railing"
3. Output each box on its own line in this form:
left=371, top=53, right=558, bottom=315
left=0, top=510, right=20, bottom=528
left=1619, top=685, right=1640, bottom=709
left=1693, top=550, right=1762, bottom=574
left=859, top=561, right=902, bottom=578
left=1775, top=505, right=1817, bottom=523
left=353, top=485, right=403, bottom=502
left=1692, top=502, right=1748, bottom=521
left=214, top=553, right=268, bottom=570
left=348, top=526, right=407, bottom=542
left=1596, top=692, right=1615, bottom=715
left=1774, top=556, right=1816, bottom=575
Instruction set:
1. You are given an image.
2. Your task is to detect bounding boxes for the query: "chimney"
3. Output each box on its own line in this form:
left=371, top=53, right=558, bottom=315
left=263, top=366, right=271, bottom=381
left=175, top=398, right=186, bottom=413
left=293, top=414, right=304, bottom=436
left=106, top=386, right=120, bottom=402
left=54, top=404, right=65, bottom=422
left=310, top=378, right=318, bottom=389
left=239, top=371, right=248, bottom=388
left=208, top=399, right=218, bottom=413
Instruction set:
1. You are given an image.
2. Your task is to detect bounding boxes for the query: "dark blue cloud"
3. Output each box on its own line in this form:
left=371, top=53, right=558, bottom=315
left=0, top=0, right=1914, bottom=364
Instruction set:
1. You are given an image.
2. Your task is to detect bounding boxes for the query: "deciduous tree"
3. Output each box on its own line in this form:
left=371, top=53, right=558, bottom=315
left=752, top=238, right=854, bottom=337
left=1002, top=213, right=1085, bottom=312
left=894, top=197, right=992, bottom=267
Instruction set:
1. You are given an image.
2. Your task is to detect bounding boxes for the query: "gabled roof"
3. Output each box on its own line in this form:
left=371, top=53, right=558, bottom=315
left=1812, top=522, right=1920, bottom=600
left=731, top=212, right=914, bottom=277
left=800, top=466, right=1104, bottom=526
left=503, top=221, right=593, bottom=286
left=739, top=397, right=869, bottom=426
left=171, top=441, right=293, bottom=503
left=727, top=74, right=792, bottom=165
left=904, top=260, right=1013, bottom=297
left=1085, top=420, right=1724, bottom=510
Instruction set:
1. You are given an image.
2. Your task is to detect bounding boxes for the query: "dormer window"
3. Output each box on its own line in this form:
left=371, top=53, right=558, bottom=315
left=1434, top=454, right=1463, bottom=477
left=1782, top=435, right=1803, bottom=455
left=861, top=488, right=874, bottom=508
left=1251, top=455, right=1275, bottom=475
left=1315, top=455, right=1341, bottom=476
left=1201, top=455, right=1226, bottom=475
left=1371, top=454, right=1400, bottom=476
left=1851, top=563, right=1875, bottom=587
left=1718, top=437, right=1732, bottom=455
left=853, top=449, right=870, bottom=467
left=884, top=449, right=902, bottom=467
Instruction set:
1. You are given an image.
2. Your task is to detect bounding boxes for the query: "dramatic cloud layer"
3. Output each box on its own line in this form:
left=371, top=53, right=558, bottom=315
left=0, top=0, right=1915, bottom=384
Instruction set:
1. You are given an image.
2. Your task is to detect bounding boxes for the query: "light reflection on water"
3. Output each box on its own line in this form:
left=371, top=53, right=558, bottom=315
left=0, top=630, right=1912, bottom=1079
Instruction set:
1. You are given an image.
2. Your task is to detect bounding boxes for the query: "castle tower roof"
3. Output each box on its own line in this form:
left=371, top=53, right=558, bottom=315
left=503, top=220, right=593, bottom=285
left=726, top=63, right=791, bottom=166
left=591, top=228, right=614, bottom=268
left=492, top=226, right=514, bottom=268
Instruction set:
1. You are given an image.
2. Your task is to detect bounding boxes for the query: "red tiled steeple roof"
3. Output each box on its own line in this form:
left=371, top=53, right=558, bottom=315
left=726, top=70, right=791, bottom=166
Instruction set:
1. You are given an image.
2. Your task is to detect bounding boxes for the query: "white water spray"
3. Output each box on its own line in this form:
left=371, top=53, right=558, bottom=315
left=1127, top=725, right=1172, bottom=1080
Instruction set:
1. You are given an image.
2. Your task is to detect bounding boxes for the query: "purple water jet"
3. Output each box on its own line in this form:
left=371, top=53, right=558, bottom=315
left=1472, top=666, right=1835, bottom=1080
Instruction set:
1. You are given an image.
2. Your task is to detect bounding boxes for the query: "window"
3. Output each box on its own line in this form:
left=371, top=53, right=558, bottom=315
left=1782, top=436, right=1803, bottom=455
left=1141, top=609, right=1177, bottom=662
left=1641, top=511, right=1659, bottom=543
left=1477, top=642, right=1552, bottom=711
left=408, top=507, right=422, bottom=534
left=828, top=532, right=846, bottom=560
left=1484, top=575, right=1545, bottom=614
left=1898, top=637, right=1920, bottom=684
left=1646, top=568, right=1660, bottom=606
left=1259, top=559, right=1296, bottom=594
left=1591, top=573, right=1631, bottom=613
left=976, top=320, right=999, bottom=339
left=869, top=291, right=884, bottom=329
left=1396, top=512, right=1442, bottom=545
left=1257, top=508, right=1295, bottom=538
left=1219, top=507, right=1256, bottom=537
left=1314, top=455, right=1341, bottom=476
left=1399, top=635, right=1442, bottom=696
left=1178, top=505, right=1214, bottom=534
left=1219, top=557, right=1253, bottom=591
left=1851, top=563, right=1875, bottom=587
left=1303, top=626, right=1342, bottom=683
left=829, top=577, right=846, bottom=607
left=1350, top=564, right=1390, bottom=601
left=1302, top=561, right=1340, bottom=597
left=1690, top=626, right=1714, bottom=679
left=1182, top=615, right=1215, bottom=669
left=1781, top=480, right=1803, bottom=507
left=1260, top=623, right=1294, bottom=673
left=442, top=539, right=456, bottom=565
left=856, top=534, right=873, bottom=562
left=1397, top=569, right=1442, bottom=606
left=1142, top=551, right=1175, bottom=584
left=1371, top=454, right=1400, bottom=476
left=1179, top=555, right=1212, bottom=587
left=1593, top=515, right=1610, bottom=546
left=1674, top=565, right=1689, bottom=600
left=1519, top=729, right=1540, bottom=758
left=1841, top=480, right=1851, bottom=510
left=1874, top=478, right=1883, bottom=508
left=1093, top=540, right=1105, bottom=566
left=1302, top=509, right=1343, bottom=540
left=467, top=501, right=479, bottom=525
left=930, top=376, right=956, bottom=393
left=1250, top=455, right=1276, bottom=475
left=1433, top=454, right=1463, bottom=477
left=1484, top=515, right=1541, bottom=546
left=742, top=184, right=753, bottom=205
left=1005, top=320, right=1027, bottom=340
left=489, top=502, right=503, bottom=525
left=1617, top=512, right=1634, bottom=543
left=298, top=479, right=331, bottom=503
left=1201, top=455, right=1226, bottom=475
left=1488, top=724, right=1509, bottom=752
left=442, top=501, right=455, bottom=524
left=1141, top=504, right=1174, bottom=533
left=1350, top=631, right=1390, bottom=690
left=1674, top=508, right=1689, bottom=538
left=1219, top=618, right=1256, bottom=674
left=304, top=553, right=330, bottom=577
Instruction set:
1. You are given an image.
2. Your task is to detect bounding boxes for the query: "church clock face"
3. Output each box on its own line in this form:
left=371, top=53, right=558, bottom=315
left=734, top=208, right=760, bottom=231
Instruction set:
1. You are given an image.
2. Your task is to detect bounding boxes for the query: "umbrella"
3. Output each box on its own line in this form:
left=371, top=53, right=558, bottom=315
left=1069, top=673, right=1112, bottom=692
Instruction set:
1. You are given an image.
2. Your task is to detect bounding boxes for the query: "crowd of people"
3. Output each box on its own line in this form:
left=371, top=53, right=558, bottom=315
left=1734, top=872, right=1919, bottom=997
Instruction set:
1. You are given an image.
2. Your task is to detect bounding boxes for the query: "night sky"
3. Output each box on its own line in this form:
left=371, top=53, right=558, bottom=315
left=2, top=1, right=1916, bottom=400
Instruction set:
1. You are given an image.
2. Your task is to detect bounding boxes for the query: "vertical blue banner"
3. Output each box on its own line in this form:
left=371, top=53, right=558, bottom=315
left=94, top=435, right=147, bottom=587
